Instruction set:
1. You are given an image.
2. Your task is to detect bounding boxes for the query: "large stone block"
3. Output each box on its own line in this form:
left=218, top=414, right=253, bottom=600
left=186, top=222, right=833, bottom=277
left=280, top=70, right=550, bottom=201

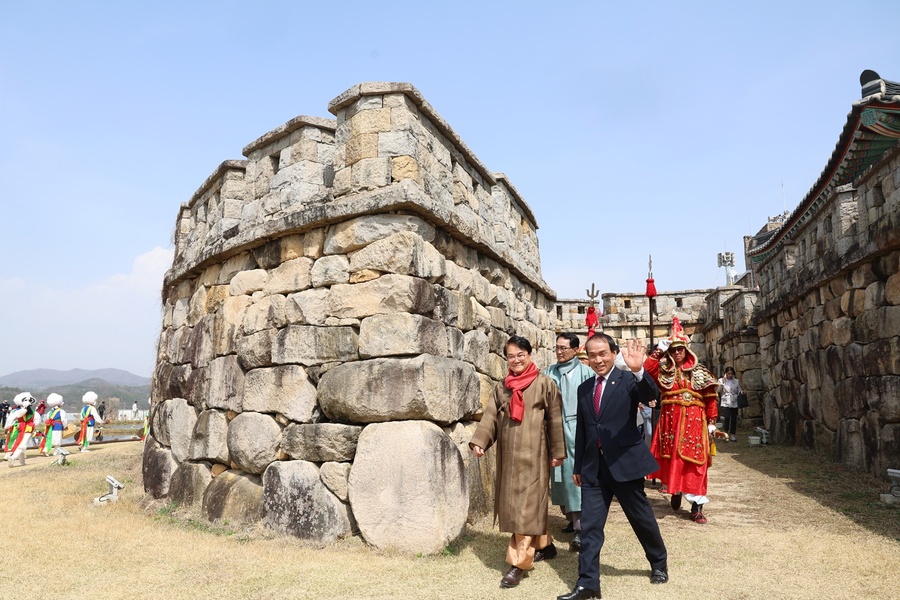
left=243, top=365, right=317, bottom=423
left=285, top=288, right=329, bottom=325
left=205, top=355, right=245, bottom=412
left=323, top=215, right=435, bottom=255
left=311, top=255, right=350, bottom=287
left=281, top=423, right=363, bottom=462
left=227, top=412, right=284, bottom=475
left=263, top=257, right=313, bottom=295
left=866, top=376, right=900, bottom=422
left=349, top=231, right=445, bottom=282
left=320, top=461, right=351, bottom=502
left=230, top=269, right=268, bottom=295
left=170, top=462, right=212, bottom=507
left=189, top=409, right=230, bottom=464
left=202, top=470, right=264, bottom=525
left=236, top=328, right=275, bottom=370
left=272, top=325, right=358, bottom=366
left=263, top=460, right=351, bottom=542
left=358, top=313, right=448, bottom=358
left=318, top=355, right=480, bottom=425
left=327, top=274, right=435, bottom=319
left=142, top=438, right=177, bottom=499
left=167, top=398, right=198, bottom=463
left=349, top=421, right=468, bottom=554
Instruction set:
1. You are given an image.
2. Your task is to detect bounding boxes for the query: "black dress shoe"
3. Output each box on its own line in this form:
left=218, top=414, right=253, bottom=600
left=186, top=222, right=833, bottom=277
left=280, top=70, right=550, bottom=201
left=534, top=542, right=558, bottom=562
left=557, top=585, right=601, bottom=599
left=500, top=566, right=527, bottom=588
left=562, top=521, right=575, bottom=533
left=670, top=493, right=682, bottom=511
left=569, top=531, right=582, bottom=551
left=650, top=567, right=669, bottom=584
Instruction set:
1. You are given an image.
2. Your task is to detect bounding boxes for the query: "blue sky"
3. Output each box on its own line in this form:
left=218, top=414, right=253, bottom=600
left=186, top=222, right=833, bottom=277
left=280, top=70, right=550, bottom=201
left=1, top=1, right=897, bottom=377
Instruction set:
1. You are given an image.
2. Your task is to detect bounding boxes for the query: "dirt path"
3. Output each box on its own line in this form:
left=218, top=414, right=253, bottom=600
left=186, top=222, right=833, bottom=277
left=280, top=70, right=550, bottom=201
left=2, top=436, right=897, bottom=599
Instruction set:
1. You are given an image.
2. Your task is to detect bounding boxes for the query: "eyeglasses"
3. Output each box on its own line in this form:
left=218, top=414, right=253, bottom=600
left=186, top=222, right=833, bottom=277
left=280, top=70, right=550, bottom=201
left=555, top=346, right=574, bottom=352
left=506, top=352, right=528, bottom=361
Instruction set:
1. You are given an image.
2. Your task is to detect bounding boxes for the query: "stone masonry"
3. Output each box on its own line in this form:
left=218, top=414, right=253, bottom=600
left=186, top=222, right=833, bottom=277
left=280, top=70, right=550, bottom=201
left=144, top=82, right=557, bottom=554
left=745, top=73, right=900, bottom=477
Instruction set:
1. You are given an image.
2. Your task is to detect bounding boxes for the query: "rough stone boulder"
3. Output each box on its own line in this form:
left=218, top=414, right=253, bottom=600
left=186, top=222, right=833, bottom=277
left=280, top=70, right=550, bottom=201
left=263, top=460, right=352, bottom=542
left=202, top=470, right=264, bottom=524
left=227, top=412, right=284, bottom=475
left=319, top=461, right=351, bottom=502
left=243, top=365, right=318, bottom=422
left=189, top=409, right=230, bottom=464
left=142, top=438, right=178, bottom=499
left=358, top=312, right=448, bottom=358
left=317, top=355, right=480, bottom=425
left=169, top=462, right=213, bottom=506
left=348, top=421, right=468, bottom=554
left=166, top=398, right=198, bottom=462
left=281, top=423, right=362, bottom=462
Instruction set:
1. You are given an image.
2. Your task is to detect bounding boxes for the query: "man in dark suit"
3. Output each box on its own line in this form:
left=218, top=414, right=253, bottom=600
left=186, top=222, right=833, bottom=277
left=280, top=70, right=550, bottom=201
left=557, top=334, right=669, bottom=600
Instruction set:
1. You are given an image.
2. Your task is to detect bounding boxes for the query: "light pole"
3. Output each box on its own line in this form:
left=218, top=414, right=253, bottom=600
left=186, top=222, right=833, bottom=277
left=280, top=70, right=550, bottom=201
left=717, top=251, right=736, bottom=285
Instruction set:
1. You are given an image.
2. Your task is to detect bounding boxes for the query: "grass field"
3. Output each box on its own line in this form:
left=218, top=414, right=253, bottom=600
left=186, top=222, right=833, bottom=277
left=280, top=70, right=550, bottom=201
left=2, top=429, right=897, bottom=600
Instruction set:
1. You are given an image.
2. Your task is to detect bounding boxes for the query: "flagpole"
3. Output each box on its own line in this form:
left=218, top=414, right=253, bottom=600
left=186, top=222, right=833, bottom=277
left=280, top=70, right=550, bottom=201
left=646, top=255, right=656, bottom=349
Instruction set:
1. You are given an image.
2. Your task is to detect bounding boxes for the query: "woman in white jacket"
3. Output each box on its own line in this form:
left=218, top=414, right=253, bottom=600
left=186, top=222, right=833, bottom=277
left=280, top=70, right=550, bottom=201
left=717, top=367, right=743, bottom=442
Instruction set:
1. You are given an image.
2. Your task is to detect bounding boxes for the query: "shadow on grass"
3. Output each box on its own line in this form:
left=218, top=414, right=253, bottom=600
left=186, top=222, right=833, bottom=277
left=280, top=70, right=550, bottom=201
left=455, top=493, right=676, bottom=588
left=719, top=425, right=900, bottom=542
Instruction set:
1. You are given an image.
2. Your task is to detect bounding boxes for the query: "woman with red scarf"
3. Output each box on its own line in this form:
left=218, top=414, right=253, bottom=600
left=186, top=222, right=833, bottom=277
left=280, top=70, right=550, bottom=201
left=470, top=335, right=566, bottom=589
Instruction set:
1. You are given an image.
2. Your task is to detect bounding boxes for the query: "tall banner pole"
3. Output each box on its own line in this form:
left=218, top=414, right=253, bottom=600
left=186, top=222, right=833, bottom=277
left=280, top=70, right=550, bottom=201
left=646, top=255, right=657, bottom=349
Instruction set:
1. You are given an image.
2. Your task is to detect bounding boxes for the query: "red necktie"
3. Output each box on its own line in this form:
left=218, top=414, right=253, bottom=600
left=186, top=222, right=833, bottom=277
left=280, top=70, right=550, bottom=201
left=593, top=376, right=604, bottom=416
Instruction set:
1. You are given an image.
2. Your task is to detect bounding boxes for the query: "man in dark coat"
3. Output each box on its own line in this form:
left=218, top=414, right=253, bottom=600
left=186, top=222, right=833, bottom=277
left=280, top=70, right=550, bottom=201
left=557, top=333, right=668, bottom=600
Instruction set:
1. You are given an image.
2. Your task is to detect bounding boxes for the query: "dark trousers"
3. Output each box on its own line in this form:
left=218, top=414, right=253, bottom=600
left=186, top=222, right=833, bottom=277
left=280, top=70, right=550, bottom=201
left=576, top=453, right=667, bottom=590
left=723, top=406, right=739, bottom=435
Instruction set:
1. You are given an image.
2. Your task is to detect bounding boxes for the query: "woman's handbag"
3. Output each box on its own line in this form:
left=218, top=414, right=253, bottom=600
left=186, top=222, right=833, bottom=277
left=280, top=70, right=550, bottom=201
left=737, top=391, right=749, bottom=408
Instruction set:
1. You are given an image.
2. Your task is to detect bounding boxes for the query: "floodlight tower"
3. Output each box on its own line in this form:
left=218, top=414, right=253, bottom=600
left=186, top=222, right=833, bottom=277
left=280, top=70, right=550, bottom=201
left=717, top=251, right=736, bottom=285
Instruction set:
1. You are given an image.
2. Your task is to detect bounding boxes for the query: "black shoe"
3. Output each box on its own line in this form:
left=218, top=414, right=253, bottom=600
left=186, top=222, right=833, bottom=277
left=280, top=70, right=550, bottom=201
left=569, top=531, right=582, bottom=552
left=670, top=493, right=682, bottom=511
left=557, top=585, right=601, bottom=599
left=562, top=521, right=575, bottom=533
left=650, top=567, right=669, bottom=584
left=500, top=566, right=527, bottom=588
left=556, top=585, right=602, bottom=600
left=534, top=543, right=558, bottom=562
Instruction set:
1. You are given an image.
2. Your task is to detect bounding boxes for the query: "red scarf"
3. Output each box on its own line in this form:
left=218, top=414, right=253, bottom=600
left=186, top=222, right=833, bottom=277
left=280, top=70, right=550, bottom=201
left=504, top=361, right=539, bottom=422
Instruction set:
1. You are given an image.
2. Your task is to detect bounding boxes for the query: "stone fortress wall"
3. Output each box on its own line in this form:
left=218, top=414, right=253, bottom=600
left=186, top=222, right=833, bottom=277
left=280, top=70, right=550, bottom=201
left=144, top=82, right=558, bottom=554
left=750, top=146, right=900, bottom=477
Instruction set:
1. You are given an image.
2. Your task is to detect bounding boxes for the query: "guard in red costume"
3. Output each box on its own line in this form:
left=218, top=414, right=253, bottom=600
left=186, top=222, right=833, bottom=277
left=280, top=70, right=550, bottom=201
left=644, top=317, right=718, bottom=523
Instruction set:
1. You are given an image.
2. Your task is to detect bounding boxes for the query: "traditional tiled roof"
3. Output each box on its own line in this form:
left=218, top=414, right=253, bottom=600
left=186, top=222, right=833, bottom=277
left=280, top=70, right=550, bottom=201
left=748, top=70, right=900, bottom=263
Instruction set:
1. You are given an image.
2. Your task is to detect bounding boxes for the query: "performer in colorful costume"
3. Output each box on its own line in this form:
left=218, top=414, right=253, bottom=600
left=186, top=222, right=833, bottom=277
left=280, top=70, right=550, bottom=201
left=5, top=392, right=41, bottom=467
left=644, top=317, right=718, bottom=523
left=77, top=391, right=102, bottom=452
left=39, top=393, right=68, bottom=456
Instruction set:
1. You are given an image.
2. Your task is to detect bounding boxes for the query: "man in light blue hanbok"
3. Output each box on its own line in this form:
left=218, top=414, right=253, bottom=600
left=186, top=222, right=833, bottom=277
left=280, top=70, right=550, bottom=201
left=544, top=332, right=595, bottom=551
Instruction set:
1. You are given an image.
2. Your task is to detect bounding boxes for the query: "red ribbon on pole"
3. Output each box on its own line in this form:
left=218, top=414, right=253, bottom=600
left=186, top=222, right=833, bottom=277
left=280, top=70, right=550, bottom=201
left=646, top=277, right=657, bottom=298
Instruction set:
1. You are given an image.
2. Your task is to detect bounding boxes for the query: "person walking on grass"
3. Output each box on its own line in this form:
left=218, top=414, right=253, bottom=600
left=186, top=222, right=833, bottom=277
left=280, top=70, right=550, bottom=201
left=544, top=332, right=594, bottom=552
left=470, top=335, right=566, bottom=590
left=717, top=367, right=743, bottom=442
left=644, top=317, right=719, bottom=524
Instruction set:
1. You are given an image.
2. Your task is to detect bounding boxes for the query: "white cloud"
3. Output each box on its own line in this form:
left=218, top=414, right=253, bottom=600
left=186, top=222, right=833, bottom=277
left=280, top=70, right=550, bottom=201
left=0, top=247, right=174, bottom=378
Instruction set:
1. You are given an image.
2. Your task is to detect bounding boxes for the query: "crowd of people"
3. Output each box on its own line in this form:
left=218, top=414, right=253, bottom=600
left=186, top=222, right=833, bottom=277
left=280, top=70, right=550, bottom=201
left=1, top=391, right=139, bottom=464
left=470, top=318, right=746, bottom=597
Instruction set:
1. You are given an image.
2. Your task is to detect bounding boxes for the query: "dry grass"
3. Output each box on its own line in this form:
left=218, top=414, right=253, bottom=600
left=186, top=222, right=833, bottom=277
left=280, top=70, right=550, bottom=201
left=2, top=429, right=898, bottom=600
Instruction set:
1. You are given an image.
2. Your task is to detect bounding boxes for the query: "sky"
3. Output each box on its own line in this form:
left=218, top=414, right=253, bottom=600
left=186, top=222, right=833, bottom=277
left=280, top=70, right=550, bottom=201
left=1, top=1, right=897, bottom=378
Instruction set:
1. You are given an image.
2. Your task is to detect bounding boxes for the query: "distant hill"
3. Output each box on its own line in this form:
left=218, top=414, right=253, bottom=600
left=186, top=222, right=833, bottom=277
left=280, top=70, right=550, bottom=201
left=0, top=368, right=150, bottom=389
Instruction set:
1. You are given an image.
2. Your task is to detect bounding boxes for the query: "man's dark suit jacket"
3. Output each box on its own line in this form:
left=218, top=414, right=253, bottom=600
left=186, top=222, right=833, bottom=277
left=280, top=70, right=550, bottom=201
left=574, top=367, right=660, bottom=484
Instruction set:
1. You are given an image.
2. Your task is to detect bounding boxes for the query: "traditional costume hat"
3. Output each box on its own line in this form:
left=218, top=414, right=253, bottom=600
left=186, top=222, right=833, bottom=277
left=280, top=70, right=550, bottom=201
left=667, top=316, right=691, bottom=348
left=82, top=391, right=98, bottom=405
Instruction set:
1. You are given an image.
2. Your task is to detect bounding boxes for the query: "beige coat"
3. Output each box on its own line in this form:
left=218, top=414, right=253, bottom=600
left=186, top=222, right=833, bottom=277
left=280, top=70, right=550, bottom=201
left=469, top=374, right=566, bottom=535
